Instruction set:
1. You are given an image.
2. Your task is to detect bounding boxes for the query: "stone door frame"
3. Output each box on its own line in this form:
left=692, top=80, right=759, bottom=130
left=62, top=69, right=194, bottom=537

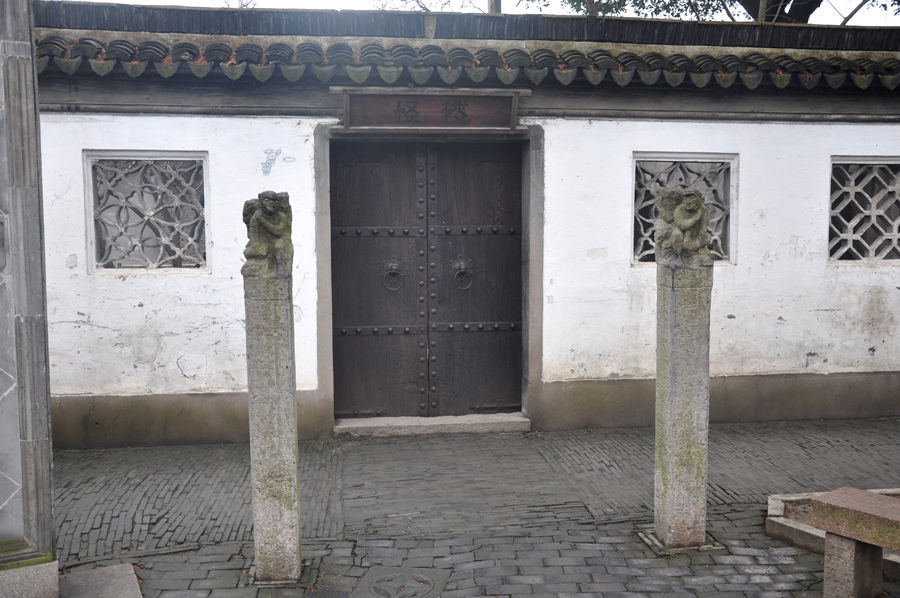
left=0, top=0, right=56, bottom=580
left=312, top=124, right=545, bottom=429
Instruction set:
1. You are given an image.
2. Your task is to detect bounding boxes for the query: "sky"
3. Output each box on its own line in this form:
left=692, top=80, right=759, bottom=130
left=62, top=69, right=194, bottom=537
left=69, top=0, right=899, bottom=26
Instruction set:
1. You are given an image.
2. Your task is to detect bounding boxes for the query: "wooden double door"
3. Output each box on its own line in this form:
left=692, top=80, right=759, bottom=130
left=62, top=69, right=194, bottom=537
left=331, top=142, right=522, bottom=418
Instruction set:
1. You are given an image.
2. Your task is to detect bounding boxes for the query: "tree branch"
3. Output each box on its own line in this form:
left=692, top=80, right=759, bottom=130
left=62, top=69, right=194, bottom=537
left=687, top=0, right=703, bottom=19
left=585, top=0, right=599, bottom=15
left=735, top=0, right=761, bottom=20
left=841, top=0, right=869, bottom=23
left=718, top=0, right=737, bottom=20
left=769, top=0, right=786, bottom=21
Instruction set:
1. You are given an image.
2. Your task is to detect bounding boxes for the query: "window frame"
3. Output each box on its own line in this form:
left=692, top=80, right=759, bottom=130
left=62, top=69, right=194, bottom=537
left=829, top=156, right=900, bottom=265
left=83, top=150, right=212, bottom=276
left=631, top=152, right=739, bottom=267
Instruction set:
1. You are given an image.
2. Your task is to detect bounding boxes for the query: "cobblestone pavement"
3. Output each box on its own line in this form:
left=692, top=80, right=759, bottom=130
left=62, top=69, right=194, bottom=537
left=54, top=418, right=900, bottom=597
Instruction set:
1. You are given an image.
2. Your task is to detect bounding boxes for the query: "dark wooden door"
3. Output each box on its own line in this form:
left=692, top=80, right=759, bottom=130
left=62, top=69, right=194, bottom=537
left=331, top=142, right=522, bottom=418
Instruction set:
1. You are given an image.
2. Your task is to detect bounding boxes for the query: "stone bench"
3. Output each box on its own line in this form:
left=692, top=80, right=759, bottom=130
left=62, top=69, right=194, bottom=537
left=810, top=486, right=900, bottom=598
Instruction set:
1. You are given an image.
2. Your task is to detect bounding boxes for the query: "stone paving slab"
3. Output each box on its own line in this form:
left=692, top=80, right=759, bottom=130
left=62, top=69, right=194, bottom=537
left=52, top=418, right=900, bottom=597
left=59, top=562, right=142, bottom=598
left=348, top=566, right=450, bottom=598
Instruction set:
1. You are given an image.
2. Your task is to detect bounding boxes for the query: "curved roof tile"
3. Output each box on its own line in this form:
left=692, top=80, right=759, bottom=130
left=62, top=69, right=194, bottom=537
left=34, top=35, right=900, bottom=91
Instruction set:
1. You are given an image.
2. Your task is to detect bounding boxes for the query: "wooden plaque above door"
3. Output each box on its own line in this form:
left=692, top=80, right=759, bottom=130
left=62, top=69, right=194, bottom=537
left=338, top=89, right=527, bottom=132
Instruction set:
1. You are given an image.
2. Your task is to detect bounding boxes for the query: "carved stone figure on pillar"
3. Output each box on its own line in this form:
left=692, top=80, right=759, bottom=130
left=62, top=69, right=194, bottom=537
left=241, top=189, right=301, bottom=582
left=653, top=185, right=714, bottom=549
left=242, top=191, right=293, bottom=278
left=655, top=188, right=712, bottom=268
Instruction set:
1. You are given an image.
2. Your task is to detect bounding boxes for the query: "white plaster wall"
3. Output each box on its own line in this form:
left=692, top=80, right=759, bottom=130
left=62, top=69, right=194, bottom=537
left=41, top=114, right=325, bottom=395
left=41, top=114, right=900, bottom=399
left=536, top=118, right=900, bottom=381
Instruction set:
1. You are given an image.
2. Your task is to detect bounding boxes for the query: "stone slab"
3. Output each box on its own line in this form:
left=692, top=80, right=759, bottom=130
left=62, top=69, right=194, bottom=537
left=59, top=563, right=142, bottom=598
left=333, top=413, right=531, bottom=439
left=766, top=488, right=900, bottom=581
left=0, top=560, right=59, bottom=598
left=810, top=486, right=900, bottom=551
left=349, top=567, right=450, bottom=598
left=769, top=488, right=900, bottom=522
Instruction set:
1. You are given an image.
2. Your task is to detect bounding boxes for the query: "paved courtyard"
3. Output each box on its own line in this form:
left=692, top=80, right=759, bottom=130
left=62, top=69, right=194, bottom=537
left=53, top=418, right=900, bottom=597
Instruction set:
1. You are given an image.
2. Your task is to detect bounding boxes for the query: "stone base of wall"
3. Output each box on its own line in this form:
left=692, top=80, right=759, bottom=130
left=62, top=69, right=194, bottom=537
left=52, top=371, right=899, bottom=448
left=51, top=390, right=332, bottom=449
left=527, top=371, right=900, bottom=431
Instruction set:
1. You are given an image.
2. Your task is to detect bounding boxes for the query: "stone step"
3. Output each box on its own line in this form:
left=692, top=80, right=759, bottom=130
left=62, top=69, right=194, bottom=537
left=334, top=413, right=531, bottom=439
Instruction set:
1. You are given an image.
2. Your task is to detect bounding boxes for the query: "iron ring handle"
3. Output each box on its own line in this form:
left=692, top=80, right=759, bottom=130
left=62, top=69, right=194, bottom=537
left=453, top=268, right=473, bottom=290
left=383, top=267, right=404, bottom=291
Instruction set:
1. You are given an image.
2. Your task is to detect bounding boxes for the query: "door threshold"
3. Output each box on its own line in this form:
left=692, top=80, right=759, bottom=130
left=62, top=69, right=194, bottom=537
left=333, top=412, right=531, bottom=440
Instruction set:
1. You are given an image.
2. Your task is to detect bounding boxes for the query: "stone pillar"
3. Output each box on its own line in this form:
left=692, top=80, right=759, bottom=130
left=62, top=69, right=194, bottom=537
left=0, top=0, right=58, bottom=596
left=824, top=532, right=882, bottom=598
left=242, top=192, right=301, bottom=583
left=654, top=264, right=713, bottom=548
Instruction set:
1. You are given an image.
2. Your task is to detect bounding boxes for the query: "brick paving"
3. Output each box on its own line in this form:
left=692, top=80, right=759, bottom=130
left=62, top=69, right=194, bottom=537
left=340, top=434, right=595, bottom=538
left=53, top=418, right=900, bottom=597
left=530, top=419, right=900, bottom=516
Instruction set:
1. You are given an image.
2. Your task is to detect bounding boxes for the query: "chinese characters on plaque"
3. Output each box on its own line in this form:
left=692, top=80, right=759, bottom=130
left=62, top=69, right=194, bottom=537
left=391, top=99, right=470, bottom=124
left=440, top=99, right=469, bottom=122
left=346, top=94, right=516, bottom=130
left=393, top=100, right=421, bottom=123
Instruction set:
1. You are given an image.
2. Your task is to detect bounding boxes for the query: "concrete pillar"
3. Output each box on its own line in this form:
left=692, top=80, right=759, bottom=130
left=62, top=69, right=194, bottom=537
left=242, top=192, right=301, bottom=583
left=824, top=532, right=882, bottom=598
left=654, top=264, right=712, bottom=548
left=0, top=0, right=58, bottom=595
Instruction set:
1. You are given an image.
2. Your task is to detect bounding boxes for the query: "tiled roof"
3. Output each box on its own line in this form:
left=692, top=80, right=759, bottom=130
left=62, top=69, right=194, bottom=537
left=33, top=2, right=900, bottom=92
left=35, top=35, right=900, bottom=91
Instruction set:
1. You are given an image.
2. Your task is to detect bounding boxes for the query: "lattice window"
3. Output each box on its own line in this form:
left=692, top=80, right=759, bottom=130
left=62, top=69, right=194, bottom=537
left=91, top=159, right=206, bottom=269
left=634, top=161, right=731, bottom=263
left=830, top=163, right=900, bottom=261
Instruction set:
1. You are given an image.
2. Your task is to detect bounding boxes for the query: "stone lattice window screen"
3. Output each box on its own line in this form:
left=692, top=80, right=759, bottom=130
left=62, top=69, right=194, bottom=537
left=634, top=160, right=731, bottom=263
left=830, top=162, right=900, bottom=261
left=91, top=158, right=207, bottom=269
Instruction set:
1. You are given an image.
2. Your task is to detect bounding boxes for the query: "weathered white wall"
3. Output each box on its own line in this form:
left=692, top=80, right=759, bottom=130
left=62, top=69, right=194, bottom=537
left=41, top=114, right=900, bottom=400
left=537, top=118, right=900, bottom=381
left=41, top=114, right=323, bottom=396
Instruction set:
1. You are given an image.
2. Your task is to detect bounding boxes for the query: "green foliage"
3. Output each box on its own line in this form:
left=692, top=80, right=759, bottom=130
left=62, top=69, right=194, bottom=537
left=568, top=0, right=627, bottom=15
left=379, top=0, right=899, bottom=23
left=519, top=0, right=745, bottom=19
left=523, top=0, right=899, bottom=23
left=624, top=0, right=733, bottom=19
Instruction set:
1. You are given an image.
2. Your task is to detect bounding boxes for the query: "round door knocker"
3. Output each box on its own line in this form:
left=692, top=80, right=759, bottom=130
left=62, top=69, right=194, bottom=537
left=450, top=256, right=474, bottom=290
left=381, top=257, right=405, bottom=291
